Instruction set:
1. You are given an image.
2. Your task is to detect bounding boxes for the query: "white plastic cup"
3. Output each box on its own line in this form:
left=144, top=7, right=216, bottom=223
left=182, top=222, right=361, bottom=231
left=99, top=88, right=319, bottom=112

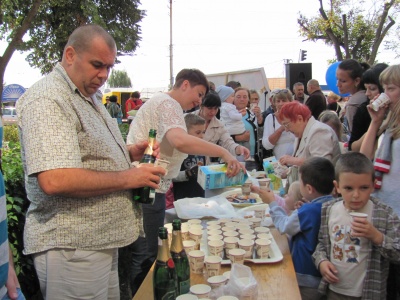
left=371, top=93, right=390, bottom=111
left=349, top=212, right=368, bottom=235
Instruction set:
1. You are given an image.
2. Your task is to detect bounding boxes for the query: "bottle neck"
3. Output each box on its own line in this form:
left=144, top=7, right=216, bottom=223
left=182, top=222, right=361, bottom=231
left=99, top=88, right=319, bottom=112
left=157, top=238, right=171, bottom=262
left=170, top=230, right=184, bottom=253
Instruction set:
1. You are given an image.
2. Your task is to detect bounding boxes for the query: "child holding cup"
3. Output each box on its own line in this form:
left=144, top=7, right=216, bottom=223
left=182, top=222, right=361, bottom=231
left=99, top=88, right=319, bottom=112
left=313, top=152, right=400, bottom=299
left=252, top=157, right=336, bottom=299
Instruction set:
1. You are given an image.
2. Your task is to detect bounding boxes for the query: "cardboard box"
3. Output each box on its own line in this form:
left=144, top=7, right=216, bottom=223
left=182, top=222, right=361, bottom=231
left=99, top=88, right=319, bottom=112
left=197, top=164, right=248, bottom=190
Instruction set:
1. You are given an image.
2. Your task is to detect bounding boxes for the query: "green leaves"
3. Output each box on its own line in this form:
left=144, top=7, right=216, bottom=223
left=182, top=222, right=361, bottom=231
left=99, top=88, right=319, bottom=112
left=108, top=69, right=132, bottom=88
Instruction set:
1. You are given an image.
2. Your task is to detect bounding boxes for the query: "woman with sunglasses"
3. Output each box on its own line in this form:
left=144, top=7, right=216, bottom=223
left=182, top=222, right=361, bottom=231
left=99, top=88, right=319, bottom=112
left=262, top=89, right=295, bottom=159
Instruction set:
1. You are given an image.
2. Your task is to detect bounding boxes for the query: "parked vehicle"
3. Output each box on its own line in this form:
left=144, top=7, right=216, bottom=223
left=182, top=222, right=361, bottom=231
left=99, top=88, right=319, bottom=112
left=2, top=107, right=17, bottom=125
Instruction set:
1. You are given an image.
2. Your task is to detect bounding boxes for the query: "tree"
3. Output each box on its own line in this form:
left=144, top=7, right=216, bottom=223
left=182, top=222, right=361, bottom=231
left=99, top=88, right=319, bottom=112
left=297, top=0, right=399, bottom=65
left=107, top=69, right=132, bottom=88
left=0, top=0, right=145, bottom=100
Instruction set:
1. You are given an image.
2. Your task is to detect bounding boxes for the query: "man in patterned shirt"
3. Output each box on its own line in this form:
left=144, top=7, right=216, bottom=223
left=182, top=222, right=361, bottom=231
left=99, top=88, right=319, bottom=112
left=16, top=24, right=165, bottom=299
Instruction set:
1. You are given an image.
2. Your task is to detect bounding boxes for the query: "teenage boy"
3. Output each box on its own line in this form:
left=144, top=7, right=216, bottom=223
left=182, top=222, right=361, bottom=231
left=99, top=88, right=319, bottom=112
left=313, top=152, right=400, bottom=299
left=253, top=156, right=335, bottom=300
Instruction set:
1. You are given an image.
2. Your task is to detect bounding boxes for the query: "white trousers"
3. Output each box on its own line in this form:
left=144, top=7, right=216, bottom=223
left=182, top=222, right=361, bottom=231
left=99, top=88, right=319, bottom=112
left=33, top=248, right=119, bottom=300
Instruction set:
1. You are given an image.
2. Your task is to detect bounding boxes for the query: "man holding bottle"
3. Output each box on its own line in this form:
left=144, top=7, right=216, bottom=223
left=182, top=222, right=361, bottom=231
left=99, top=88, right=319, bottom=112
left=16, top=24, right=165, bottom=299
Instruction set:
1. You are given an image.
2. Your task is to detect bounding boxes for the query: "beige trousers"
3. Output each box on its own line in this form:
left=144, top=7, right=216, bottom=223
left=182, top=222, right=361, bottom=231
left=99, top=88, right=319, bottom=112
left=33, top=248, right=119, bottom=300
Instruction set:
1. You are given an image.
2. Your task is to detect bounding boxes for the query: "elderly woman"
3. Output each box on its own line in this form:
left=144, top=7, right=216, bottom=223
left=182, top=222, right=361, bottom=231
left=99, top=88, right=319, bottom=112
left=191, top=92, right=250, bottom=162
left=262, top=89, right=295, bottom=160
left=279, top=102, right=341, bottom=167
left=233, top=87, right=264, bottom=169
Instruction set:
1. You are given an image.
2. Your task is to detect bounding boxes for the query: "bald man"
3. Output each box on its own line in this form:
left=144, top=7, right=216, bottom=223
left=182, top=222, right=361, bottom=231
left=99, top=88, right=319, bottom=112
left=16, top=24, right=165, bottom=299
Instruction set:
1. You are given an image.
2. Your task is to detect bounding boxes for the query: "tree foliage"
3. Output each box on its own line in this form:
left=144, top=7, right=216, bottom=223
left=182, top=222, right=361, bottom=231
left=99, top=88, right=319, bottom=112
left=298, top=0, right=400, bottom=64
left=0, top=0, right=145, bottom=98
left=107, top=69, right=132, bottom=88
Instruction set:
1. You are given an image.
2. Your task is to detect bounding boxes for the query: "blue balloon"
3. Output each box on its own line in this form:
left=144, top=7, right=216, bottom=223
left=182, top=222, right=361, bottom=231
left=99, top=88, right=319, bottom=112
left=325, top=62, right=350, bottom=97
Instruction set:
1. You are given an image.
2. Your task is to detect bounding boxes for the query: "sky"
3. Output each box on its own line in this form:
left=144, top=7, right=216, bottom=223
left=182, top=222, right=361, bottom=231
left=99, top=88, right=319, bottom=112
left=2, top=0, right=400, bottom=91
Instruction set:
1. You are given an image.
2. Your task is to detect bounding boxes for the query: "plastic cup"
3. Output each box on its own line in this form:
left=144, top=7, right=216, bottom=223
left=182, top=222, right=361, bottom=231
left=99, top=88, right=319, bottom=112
left=254, top=207, right=266, bottom=219
left=208, top=239, right=224, bottom=258
left=207, top=275, right=228, bottom=289
left=257, top=178, right=271, bottom=191
left=188, top=250, right=205, bottom=274
left=204, top=255, right=222, bottom=278
left=255, top=238, right=272, bottom=258
left=190, top=284, right=211, bottom=299
left=371, top=93, right=390, bottom=111
left=238, top=239, right=255, bottom=259
left=228, top=248, right=246, bottom=264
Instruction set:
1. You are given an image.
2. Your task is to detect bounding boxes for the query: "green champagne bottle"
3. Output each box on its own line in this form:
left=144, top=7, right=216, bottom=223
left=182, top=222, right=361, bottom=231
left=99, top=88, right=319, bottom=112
left=153, top=227, right=178, bottom=300
left=170, top=219, right=190, bottom=295
left=133, top=129, right=157, bottom=204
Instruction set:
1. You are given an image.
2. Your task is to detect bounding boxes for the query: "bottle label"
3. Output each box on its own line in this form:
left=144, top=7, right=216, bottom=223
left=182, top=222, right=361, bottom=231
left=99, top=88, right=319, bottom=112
left=179, top=279, right=190, bottom=295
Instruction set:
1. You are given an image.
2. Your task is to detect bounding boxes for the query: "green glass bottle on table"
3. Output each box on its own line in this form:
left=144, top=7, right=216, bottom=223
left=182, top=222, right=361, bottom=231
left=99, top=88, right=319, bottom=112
left=170, top=219, right=190, bottom=295
left=133, top=129, right=157, bottom=204
left=153, top=227, right=178, bottom=300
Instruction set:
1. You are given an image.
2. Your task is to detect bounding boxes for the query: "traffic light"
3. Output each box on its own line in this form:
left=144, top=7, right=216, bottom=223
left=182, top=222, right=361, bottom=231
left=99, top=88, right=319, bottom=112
left=301, top=50, right=307, bottom=61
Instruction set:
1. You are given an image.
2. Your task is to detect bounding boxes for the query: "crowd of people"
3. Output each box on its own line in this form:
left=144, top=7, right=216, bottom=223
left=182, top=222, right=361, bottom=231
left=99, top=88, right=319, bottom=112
left=0, top=23, right=399, bottom=300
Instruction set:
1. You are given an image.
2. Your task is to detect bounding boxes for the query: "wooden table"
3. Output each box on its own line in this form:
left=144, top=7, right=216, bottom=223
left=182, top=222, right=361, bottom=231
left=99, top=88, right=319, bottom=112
left=133, top=228, right=301, bottom=299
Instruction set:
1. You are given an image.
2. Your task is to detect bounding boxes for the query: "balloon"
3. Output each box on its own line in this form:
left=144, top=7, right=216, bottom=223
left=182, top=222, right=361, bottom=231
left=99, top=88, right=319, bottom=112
left=325, top=62, right=350, bottom=97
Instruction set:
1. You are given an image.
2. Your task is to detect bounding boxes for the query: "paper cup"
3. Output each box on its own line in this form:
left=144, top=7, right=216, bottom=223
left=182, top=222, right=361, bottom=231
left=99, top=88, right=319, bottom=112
left=223, top=236, right=239, bottom=259
left=371, top=93, right=390, bottom=111
left=235, top=224, right=252, bottom=232
left=238, top=228, right=254, bottom=235
left=228, top=248, right=246, bottom=264
left=241, top=181, right=252, bottom=195
left=188, top=250, right=205, bottom=274
left=205, top=256, right=222, bottom=278
left=257, top=178, right=271, bottom=191
left=190, top=284, right=211, bottom=299
left=183, top=240, right=197, bottom=255
left=221, top=226, right=236, bottom=232
left=254, top=227, right=270, bottom=234
left=207, top=224, right=221, bottom=231
left=176, top=294, right=199, bottom=300
left=207, top=275, right=228, bottom=289
left=248, top=217, right=262, bottom=229
left=188, top=219, right=202, bottom=226
left=207, top=229, right=223, bottom=236
left=208, top=239, right=224, bottom=258
left=206, top=220, right=220, bottom=227
left=238, top=239, right=255, bottom=259
left=154, top=159, right=170, bottom=175
left=189, top=224, right=203, bottom=231
left=207, top=234, right=223, bottom=242
left=223, top=270, right=231, bottom=280
left=189, top=228, right=203, bottom=250
left=223, top=231, right=239, bottom=238
left=217, top=296, right=239, bottom=300
left=255, top=238, right=272, bottom=258
left=240, top=234, right=256, bottom=241
left=254, top=207, right=266, bottom=219
left=257, top=233, right=273, bottom=240
left=349, top=212, right=368, bottom=235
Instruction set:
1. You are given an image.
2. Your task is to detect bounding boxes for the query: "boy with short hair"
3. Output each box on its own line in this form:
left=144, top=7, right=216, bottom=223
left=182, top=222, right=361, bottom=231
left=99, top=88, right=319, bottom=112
left=171, top=114, right=207, bottom=203
left=313, top=152, right=400, bottom=299
left=253, top=156, right=336, bottom=300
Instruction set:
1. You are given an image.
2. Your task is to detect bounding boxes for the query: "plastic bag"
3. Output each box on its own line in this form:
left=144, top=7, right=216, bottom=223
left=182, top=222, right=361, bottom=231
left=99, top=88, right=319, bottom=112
left=223, top=263, right=258, bottom=300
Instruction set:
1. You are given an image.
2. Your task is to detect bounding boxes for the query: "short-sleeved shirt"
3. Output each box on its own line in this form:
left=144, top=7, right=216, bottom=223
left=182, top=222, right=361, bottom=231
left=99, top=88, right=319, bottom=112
left=16, top=63, right=143, bottom=254
left=126, top=92, right=188, bottom=193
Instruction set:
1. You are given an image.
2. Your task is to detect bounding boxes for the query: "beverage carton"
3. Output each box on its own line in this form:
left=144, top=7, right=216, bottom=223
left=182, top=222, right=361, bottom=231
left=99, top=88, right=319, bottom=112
left=197, top=164, right=248, bottom=190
